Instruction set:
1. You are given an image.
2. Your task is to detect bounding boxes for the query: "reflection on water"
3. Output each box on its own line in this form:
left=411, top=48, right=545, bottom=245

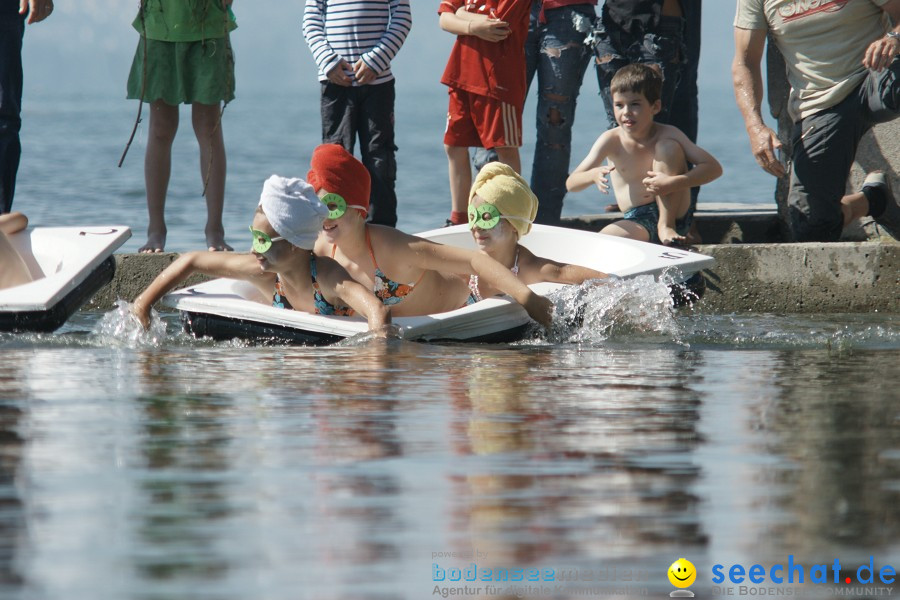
left=0, top=312, right=897, bottom=599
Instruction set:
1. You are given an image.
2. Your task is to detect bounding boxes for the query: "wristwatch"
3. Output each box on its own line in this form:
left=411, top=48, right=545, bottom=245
left=887, top=31, right=900, bottom=42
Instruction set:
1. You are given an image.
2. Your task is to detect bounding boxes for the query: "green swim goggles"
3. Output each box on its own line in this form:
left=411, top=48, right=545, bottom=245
left=249, top=226, right=285, bottom=254
left=468, top=203, right=502, bottom=230
left=320, top=192, right=368, bottom=220
left=467, top=203, right=532, bottom=231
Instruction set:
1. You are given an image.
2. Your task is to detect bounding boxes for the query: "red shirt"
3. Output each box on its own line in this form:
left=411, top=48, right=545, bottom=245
left=439, top=0, right=532, bottom=105
left=543, top=0, right=597, bottom=9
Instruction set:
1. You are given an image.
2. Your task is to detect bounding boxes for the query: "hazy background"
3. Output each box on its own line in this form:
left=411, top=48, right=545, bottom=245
left=16, top=0, right=775, bottom=251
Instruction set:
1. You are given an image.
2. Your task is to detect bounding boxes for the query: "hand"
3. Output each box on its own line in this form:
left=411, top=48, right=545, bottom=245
left=326, top=60, right=353, bottom=86
left=470, top=18, right=510, bottom=42
left=592, top=165, right=615, bottom=194
left=523, top=292, right=553, bottom=330
left=748, top=124, right=785, bottom=178
left=642, top=171, right=678, bottom=197
left=132, top=299, right=151, bottom=330
left=863, top=35, right=899, bottom=71
left=353, top=59, right=378, bottom=85
left=20, top=0, right=52, bottom=24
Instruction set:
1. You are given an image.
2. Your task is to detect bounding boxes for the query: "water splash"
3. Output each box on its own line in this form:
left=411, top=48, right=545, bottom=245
left=92, top=299, right=168, bottom=348
left=547, top=274, right=681, bottom=344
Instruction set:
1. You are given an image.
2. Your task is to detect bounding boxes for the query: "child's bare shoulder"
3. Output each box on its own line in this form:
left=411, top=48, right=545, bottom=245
left=655, top=123, right=690, bottom=145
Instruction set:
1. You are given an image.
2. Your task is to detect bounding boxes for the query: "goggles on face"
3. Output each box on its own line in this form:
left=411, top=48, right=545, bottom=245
left=468, top=203, right=501, bottom=230
left=320, top=192, right=367, bottom=220
left=249, top=226, right=285, bottom=254
left=467, top=203, right=533, bottom=231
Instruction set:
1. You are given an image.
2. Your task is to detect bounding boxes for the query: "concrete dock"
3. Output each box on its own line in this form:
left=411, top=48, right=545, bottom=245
left=86, top=205, right=899, bottom=315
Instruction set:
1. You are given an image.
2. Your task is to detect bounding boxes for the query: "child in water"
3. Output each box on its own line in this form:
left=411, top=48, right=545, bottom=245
left=465, top=162, right=609, bottom=304
left=567, top=63, right=722, bottom=246
left=309, top=144, right=553, bottom=328
left=132, top=175, right=391, bottom=333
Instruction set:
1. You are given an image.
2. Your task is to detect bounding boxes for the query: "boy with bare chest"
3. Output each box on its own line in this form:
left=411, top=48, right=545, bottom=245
left=567, top=64, right=721, bottom=245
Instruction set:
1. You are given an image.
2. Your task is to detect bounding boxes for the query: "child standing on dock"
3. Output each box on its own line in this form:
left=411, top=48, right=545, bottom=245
left=567, top=64, right=722, bottom=246
left=302, top=0, right=412, bottom=228
left=127, top=0, right=236, bottom=254
left=438, top=0, right=533, bottom=227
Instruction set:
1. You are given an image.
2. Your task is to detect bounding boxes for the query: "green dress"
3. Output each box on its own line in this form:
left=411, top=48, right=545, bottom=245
left=126, top=0, right=238, bottom=105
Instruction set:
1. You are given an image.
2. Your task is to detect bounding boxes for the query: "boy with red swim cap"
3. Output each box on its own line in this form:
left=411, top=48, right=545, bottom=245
left=438, top=0, right=532, bottom=226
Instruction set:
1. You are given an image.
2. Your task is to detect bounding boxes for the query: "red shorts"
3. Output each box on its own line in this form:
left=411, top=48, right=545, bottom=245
left=443, top=88, right=523, bottom=149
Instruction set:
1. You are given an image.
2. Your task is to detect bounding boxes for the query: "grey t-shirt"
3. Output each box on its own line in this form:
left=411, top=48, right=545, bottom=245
left=734, top=0, right=890, bottom=121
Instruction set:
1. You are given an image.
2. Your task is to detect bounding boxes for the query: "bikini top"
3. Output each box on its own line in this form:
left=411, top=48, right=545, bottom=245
left=332, top=226, right=424, bottom=306
left=466, top=248, right=520, bottom=305
left=272, top=255, right=354, bottom=316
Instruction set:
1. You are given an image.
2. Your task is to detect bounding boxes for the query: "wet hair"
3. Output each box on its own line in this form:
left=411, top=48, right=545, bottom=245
left=609, top=63, right=662, bottom=105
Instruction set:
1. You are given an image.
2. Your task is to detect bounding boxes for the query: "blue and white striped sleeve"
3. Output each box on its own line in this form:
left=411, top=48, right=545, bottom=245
left=360, top=0, right=412, bottom=75
left=303, top=0, right=342, bottom=79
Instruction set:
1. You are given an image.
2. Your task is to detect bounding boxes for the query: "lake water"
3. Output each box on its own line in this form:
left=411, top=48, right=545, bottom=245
left=1, top=300, right=899, bottom=599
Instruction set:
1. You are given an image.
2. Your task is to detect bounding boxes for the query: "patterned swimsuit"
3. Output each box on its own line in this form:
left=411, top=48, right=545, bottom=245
left=272, top=255, right=354, bottom=316
left=332, top=226, right=424, bottom=306
left=465, top=248, right=520, bottom=305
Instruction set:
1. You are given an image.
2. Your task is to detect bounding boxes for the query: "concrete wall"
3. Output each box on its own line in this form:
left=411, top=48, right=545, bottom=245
left=85, top=246, right=900, bottom=315
left=695, top=242, right=900, bottom=314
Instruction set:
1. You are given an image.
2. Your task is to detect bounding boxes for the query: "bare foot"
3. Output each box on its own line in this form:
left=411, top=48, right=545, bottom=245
left=138, top=232, right=166, bottom=253
left=658, top=226, right=687, bottom=247
left=206, top=232, right=233, bottom=252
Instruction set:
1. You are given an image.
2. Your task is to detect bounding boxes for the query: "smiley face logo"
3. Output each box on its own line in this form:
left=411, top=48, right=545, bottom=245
left=668, top=558, right=696, bottom=588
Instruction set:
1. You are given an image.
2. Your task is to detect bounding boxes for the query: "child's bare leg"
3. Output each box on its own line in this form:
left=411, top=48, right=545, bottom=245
left=0, top=230, right=32, bottom=290
left=601, top=220, right=651, bottom=242
left=652, top=139, right=691, bottom=246
left=141, top=101, right=179, bottom=253
left=192, top=102, right=231, bottom=251
left=0, top=211, right=27, bottom=235
left=494, top=146, right=522, bottom=174
left=446, top=145, right=472, bottom=222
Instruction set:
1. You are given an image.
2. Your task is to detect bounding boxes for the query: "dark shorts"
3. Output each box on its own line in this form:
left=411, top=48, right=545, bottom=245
left=623, top=202, right=692, bottom=245
left=788, top=57, right=900, bottom=242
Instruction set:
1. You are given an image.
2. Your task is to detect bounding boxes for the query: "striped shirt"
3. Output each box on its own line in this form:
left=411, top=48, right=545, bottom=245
left=303, top=0, right=412, bottom=86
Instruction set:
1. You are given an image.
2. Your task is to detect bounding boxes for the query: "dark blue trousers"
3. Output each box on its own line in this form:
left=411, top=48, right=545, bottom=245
left=0, top=4, right=24, bottom=214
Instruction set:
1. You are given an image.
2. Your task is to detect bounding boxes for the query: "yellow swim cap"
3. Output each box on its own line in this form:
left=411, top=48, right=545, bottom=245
left=468, top=162, right=538, bottom=238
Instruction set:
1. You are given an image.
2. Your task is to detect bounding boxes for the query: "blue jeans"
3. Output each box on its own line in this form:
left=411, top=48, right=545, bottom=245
left=789, top=57, right=900, bottom=242
left=526, top=1, right=595, bottom=225
left=591, top=11, right=686, bottom=128
left=0, top=6, right=24, bottom=214
left=474, top=0, right=595, bottom=225
left=320, top=80, right=398, bottom=228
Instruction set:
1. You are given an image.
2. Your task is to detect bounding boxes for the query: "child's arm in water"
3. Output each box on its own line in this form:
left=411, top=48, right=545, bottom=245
left=132, top=251, right=267, bottom=329
left=316, top=257, right=392, bottom=334
left=567, top=132, right=616, bottom=194
left=533, top=258, right=609, bottom=286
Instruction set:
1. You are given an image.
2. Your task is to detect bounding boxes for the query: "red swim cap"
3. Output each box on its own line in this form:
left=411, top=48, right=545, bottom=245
left=306, top=144, right=371, bottom=216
